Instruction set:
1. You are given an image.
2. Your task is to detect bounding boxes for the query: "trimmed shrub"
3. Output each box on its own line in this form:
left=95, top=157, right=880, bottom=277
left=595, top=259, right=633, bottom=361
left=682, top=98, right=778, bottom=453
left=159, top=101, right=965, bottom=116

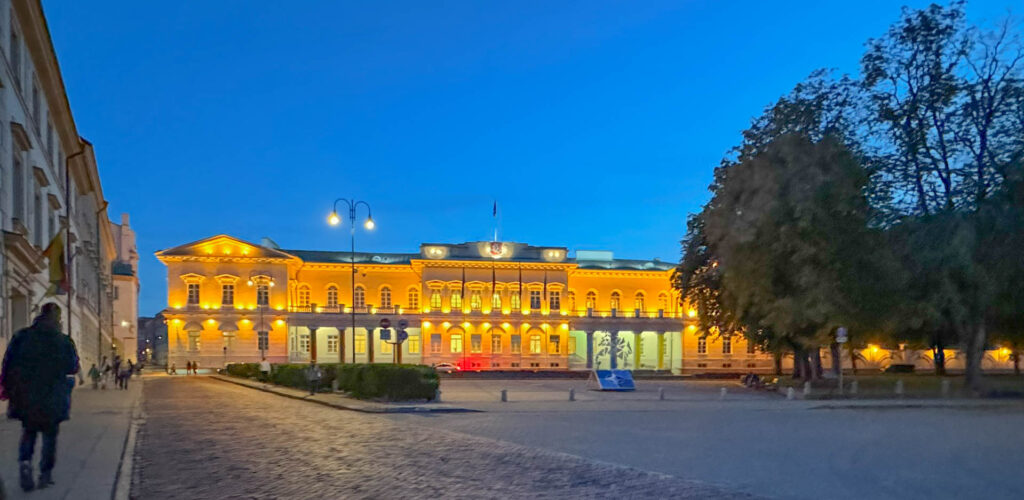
left=224, top=363, right=260, bottom=379
left=225, top=362, right=439, bottom=401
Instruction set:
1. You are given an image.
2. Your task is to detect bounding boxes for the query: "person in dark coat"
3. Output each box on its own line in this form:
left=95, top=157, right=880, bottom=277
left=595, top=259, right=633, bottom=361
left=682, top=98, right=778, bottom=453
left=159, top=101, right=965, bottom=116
left=0, top=303, right=80, bottom=492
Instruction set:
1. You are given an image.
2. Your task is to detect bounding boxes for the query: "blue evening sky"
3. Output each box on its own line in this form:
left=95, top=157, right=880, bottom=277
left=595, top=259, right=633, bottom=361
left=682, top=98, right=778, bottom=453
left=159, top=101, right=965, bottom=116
left=41, top=1, right=1014, bottom=316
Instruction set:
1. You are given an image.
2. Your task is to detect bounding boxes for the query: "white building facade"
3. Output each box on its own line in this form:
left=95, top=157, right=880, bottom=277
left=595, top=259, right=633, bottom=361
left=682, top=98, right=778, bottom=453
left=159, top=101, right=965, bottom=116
left=110, top=213, right=139, bottom=362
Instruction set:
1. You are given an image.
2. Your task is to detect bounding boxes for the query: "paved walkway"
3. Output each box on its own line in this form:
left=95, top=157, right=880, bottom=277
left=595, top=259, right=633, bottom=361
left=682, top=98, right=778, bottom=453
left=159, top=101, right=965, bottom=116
left=0, top=378, right=140, bottom=499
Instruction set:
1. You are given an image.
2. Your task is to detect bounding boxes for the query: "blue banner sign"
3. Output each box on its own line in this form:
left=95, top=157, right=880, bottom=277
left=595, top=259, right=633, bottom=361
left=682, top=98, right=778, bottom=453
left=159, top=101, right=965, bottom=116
left=593, top=370, right=636, bottom=391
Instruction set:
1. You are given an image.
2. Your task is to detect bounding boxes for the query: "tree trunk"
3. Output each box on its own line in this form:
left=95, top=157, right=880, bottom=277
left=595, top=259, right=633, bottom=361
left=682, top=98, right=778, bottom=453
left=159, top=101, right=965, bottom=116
left=933, top=337, right=946, bottom=376
left=773, top=351, right=783, bottom=376
left=963, top=324, right=987, bottom=395
left=1013, top=352, right=1020, bottom=376
left=848, top=340, right=858, bottom=375
left=830, top=343, right=842, bottom=376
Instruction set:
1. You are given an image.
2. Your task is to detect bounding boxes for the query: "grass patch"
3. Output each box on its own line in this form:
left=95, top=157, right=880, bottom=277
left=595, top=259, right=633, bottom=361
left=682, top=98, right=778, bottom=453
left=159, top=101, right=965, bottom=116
left=776, top=373, right=1024, bottom=399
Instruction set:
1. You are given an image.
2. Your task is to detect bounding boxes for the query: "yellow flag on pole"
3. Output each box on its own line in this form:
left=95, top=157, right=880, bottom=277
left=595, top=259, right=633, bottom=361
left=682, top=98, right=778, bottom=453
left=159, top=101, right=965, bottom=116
left=43, top=232, right=68, bottom=296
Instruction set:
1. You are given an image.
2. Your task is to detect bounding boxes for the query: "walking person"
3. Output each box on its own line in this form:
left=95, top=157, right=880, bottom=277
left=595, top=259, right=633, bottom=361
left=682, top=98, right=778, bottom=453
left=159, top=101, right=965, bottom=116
left=100, top=356, right=111, bottom=389
left=259, top=357, right=271, bottom=383
left=185, top=361, right=191, bottom=375
left=88, top=364, right=101, bottom=390
left=305, top=362, right=322, bottom=395
left=0, top=303, right=80, bottom=491
left=192, top=360, right=199, bottom=375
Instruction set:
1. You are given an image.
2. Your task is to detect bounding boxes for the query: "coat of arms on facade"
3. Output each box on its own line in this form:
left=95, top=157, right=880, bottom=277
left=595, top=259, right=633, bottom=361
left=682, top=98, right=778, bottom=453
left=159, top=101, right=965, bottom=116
left=489, top=241, right=504, bottom=258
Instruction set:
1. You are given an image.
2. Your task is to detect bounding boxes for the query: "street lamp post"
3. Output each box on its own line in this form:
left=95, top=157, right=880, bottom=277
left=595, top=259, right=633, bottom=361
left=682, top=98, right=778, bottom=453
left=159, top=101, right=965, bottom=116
left=327, top=198, right=374, bottom=364
left=247, top=272, right=275, bottom=361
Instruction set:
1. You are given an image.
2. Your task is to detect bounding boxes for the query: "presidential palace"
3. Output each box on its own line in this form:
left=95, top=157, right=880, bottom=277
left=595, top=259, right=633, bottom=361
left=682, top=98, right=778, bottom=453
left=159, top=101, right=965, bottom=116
left=156, top=235, right=1017, bottom=373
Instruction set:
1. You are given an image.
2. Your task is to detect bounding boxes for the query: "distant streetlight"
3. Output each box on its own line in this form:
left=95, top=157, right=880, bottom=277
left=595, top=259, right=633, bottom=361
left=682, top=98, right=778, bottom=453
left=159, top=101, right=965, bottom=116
left=327, top=198, right=374, bottom=364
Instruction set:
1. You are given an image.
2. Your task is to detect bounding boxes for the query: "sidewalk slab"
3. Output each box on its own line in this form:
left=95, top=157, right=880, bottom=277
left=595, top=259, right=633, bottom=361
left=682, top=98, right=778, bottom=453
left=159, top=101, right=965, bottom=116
left=210, top=375, right=477, bottom=413
left=0, top=379, right=141, bottom=500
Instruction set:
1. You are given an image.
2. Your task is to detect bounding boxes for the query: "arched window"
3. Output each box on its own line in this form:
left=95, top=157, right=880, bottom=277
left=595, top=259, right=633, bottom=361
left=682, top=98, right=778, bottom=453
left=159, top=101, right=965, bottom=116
left=470, top=290, right=482, bottom=310
left=491, top=291, right=502, bottom=309
left=380, top=286, right=392, bottom=308
left=408, top=288, right=420, bottom=309
left=610, top=291, right=621, bottom=311
left=510, top=291, right=521, bottom=310
left=658, top=293, right=669, bottom=312
left=354, top=286, right=366, bottom=308
left=297, top=285, right=311, bottom=307
left=634, top=292, right=645, bottom=311
left=585, top=291, right=597, bottom=309
left=567, top=291, right=576, bottom=312
left=429, top=289, right=441, bottom=308
left=450, top=290, right=462, bottom=309
left=326, top=286, right=339, bottom=308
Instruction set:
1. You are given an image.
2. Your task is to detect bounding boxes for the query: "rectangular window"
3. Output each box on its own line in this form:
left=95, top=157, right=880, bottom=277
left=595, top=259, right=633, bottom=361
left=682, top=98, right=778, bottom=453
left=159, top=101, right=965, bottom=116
left=549, top=335, right=560, bottom=354
left=187, top=283, right=200, bottom=305
left=430, top=290, right=441, bottom=309
left=355, top=335, right=366, bottom=354
left=258, top=331, right=269, bottom=351
left=450, top=334, right=463, bottom=353
left=430, top=334, right=441, bottom=353
left=299, top=333, right=310, bottom=353
left=221, top=284, right=234, bottom=306
left=327, top=334, right=339, bottom=353
left=697, top=336, right=707, bottom=355
left=450, top=290, right=462, bottom=309
left=511, top=292, right=521, bottom=311
left=470, top=334, right=482, bottom=353
left=510, top=335, right=521, bottom=354
left=491, top=335, right=501, bottom=353
left=408, top=336, right=420, bottom=354
left=529, top=290, right=541, bottom=309
left=529, top=335, right=542, bottom=354
left=722, top=336, right=732, bottom=354
left=549, top=291, right=560, bottom=311
left=257, top=285, right=269, bottom=306
left=381, top=340, right=393, bottom=354
left=113, top=286, right=120, bottom=300
left=408, top=289, right=419, bottom=309
left=568, top=337, right=576, bottom=355
left=31, top=79, right=40, bottom=134
left=491, top=292, right=501, bottom=309
left=470, top=291, right=482, bottom=311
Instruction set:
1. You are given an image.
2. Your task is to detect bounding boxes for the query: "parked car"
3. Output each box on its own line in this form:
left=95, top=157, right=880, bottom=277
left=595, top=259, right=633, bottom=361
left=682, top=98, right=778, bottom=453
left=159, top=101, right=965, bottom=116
left=433, top=362, right=461, bottom=374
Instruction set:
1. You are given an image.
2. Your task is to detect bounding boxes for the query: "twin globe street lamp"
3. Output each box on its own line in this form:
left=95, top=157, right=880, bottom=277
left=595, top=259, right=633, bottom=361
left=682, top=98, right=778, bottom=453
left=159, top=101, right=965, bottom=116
left=327, top=198, right=374, bottom=364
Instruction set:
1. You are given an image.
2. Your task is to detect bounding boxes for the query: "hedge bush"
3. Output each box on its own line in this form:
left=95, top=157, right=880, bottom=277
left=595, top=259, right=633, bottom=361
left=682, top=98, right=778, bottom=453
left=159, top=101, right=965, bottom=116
left=224, top=362, right=438, bottom=401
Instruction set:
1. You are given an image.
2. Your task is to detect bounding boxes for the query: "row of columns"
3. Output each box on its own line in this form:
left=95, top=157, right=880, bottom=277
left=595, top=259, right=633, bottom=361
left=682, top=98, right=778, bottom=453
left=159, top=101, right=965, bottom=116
left=582, top=330, right=668, bottom=370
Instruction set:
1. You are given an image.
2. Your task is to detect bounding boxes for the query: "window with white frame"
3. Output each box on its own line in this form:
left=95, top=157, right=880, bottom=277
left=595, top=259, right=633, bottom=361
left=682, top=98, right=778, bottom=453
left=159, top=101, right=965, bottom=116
left=429, top=290, right=441, bottom=309
left=354, top=286, right=366, bottom=308
left=257, top=284, right=269, bottom=306
left=326, top=286, right=338, bottom=308
left=408, top=288, right=420, bottom=309
left=529, top=290, right=541, bottom=309
left=450, top=334, right=463, bottom=353
left=491, top=334, right=501, bottom=353
left=380, top=286, right=391, bottom=308
left=221, top=284, right=234, bottom=306
left=470, top=290, right=482, bottom=311
left=408, top=336, right=420, bottom=354
left=529, top=334, right=542, bottom=354
left=697, top=336, right=707, bottom=355
left=187, top=283, right=200, bottom=305
left=327, top=334, right=339, bottom=353
left=722, top=335, right=732, bottom=354
left=549, top=290, right=560, bottom=311
left=299, top=333, right=310, bottom=353
left=510, top=335, right=521, bottom=354
left=297, top=285, right=311, bottom=307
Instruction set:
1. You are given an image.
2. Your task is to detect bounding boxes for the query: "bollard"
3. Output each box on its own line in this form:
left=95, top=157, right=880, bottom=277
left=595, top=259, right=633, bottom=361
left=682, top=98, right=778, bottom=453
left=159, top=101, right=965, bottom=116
left=786, top=387, right=795, bottom=400
left=850, top=380, right=858, bottom=395
left=658, top=387, right=665, bottom=401
left=435, top=389, right=442, bottom=402
left=500, top=389, right=508, bottom=402
left=719, top=387, right=727, bottom=400
left=331, top=379, right=339, bottom=392
left=803, top=381, right=812, bottom=397
left=895, top=379, right=904, bottom=397
left=569, top=388, right=576, bottom=402
left=941, top=379, right=951, bottom=398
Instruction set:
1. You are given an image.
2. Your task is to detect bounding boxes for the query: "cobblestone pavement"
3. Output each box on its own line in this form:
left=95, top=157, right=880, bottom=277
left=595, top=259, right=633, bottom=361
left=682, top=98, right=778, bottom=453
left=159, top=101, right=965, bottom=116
left=133, top=377, right=753, bottom=499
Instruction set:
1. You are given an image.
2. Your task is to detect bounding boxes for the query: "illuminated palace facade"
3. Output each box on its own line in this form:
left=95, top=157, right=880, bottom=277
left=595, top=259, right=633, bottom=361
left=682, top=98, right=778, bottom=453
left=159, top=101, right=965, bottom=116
left=157, top=235, right=780, bottom=373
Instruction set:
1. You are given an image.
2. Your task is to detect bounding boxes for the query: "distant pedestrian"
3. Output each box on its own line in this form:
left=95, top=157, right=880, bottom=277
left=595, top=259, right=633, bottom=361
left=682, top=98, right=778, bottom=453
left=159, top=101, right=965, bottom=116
left=169, top=363, right=177, bottom=375
left=119, top=361, right=133, bottom=390
left=192, top=360, right=199, bottom=375
left=259, top=357, right=271, bottom=382
left=88, top=364, right=101, bottom=390
left=305, top=362, right=322, bottom=395
left=101, top=356, right=112, bottom=389
left=0, top=303, right=80, bottom=492
left=185, top=361, right=192, bottom=375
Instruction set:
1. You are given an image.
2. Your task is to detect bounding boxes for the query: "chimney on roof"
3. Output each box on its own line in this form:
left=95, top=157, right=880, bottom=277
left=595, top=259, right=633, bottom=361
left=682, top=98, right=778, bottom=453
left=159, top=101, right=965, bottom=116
left=121, top=213, right=130, bottom=226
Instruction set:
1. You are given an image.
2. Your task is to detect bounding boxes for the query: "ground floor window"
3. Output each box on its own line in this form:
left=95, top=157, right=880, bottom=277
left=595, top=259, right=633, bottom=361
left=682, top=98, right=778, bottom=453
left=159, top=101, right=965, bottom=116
left=430, top=334, right=441, bottom=353
left=470, top=334, right=482, bottom=353
left=327, top=334, right=339, bottom=353
left=381, top=340, right=393, bottom=354
left=697, top=336, right=707, bottom=355
left=355, top=335, right=366, bottom=354
left=408, top=336, right=420, bottom=354
left=450, top=334, right=463, bottom=353
left=548, top=335, right=560, bottom=354
left=491, top=335, right=501, bottom=353
left=299, top=333, right=310, bottom=353
left=722, top=336, right=732, bottom=354
left=529, top=334, right=542, bottom=354
left=510, top=335, right=521, bottom=354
